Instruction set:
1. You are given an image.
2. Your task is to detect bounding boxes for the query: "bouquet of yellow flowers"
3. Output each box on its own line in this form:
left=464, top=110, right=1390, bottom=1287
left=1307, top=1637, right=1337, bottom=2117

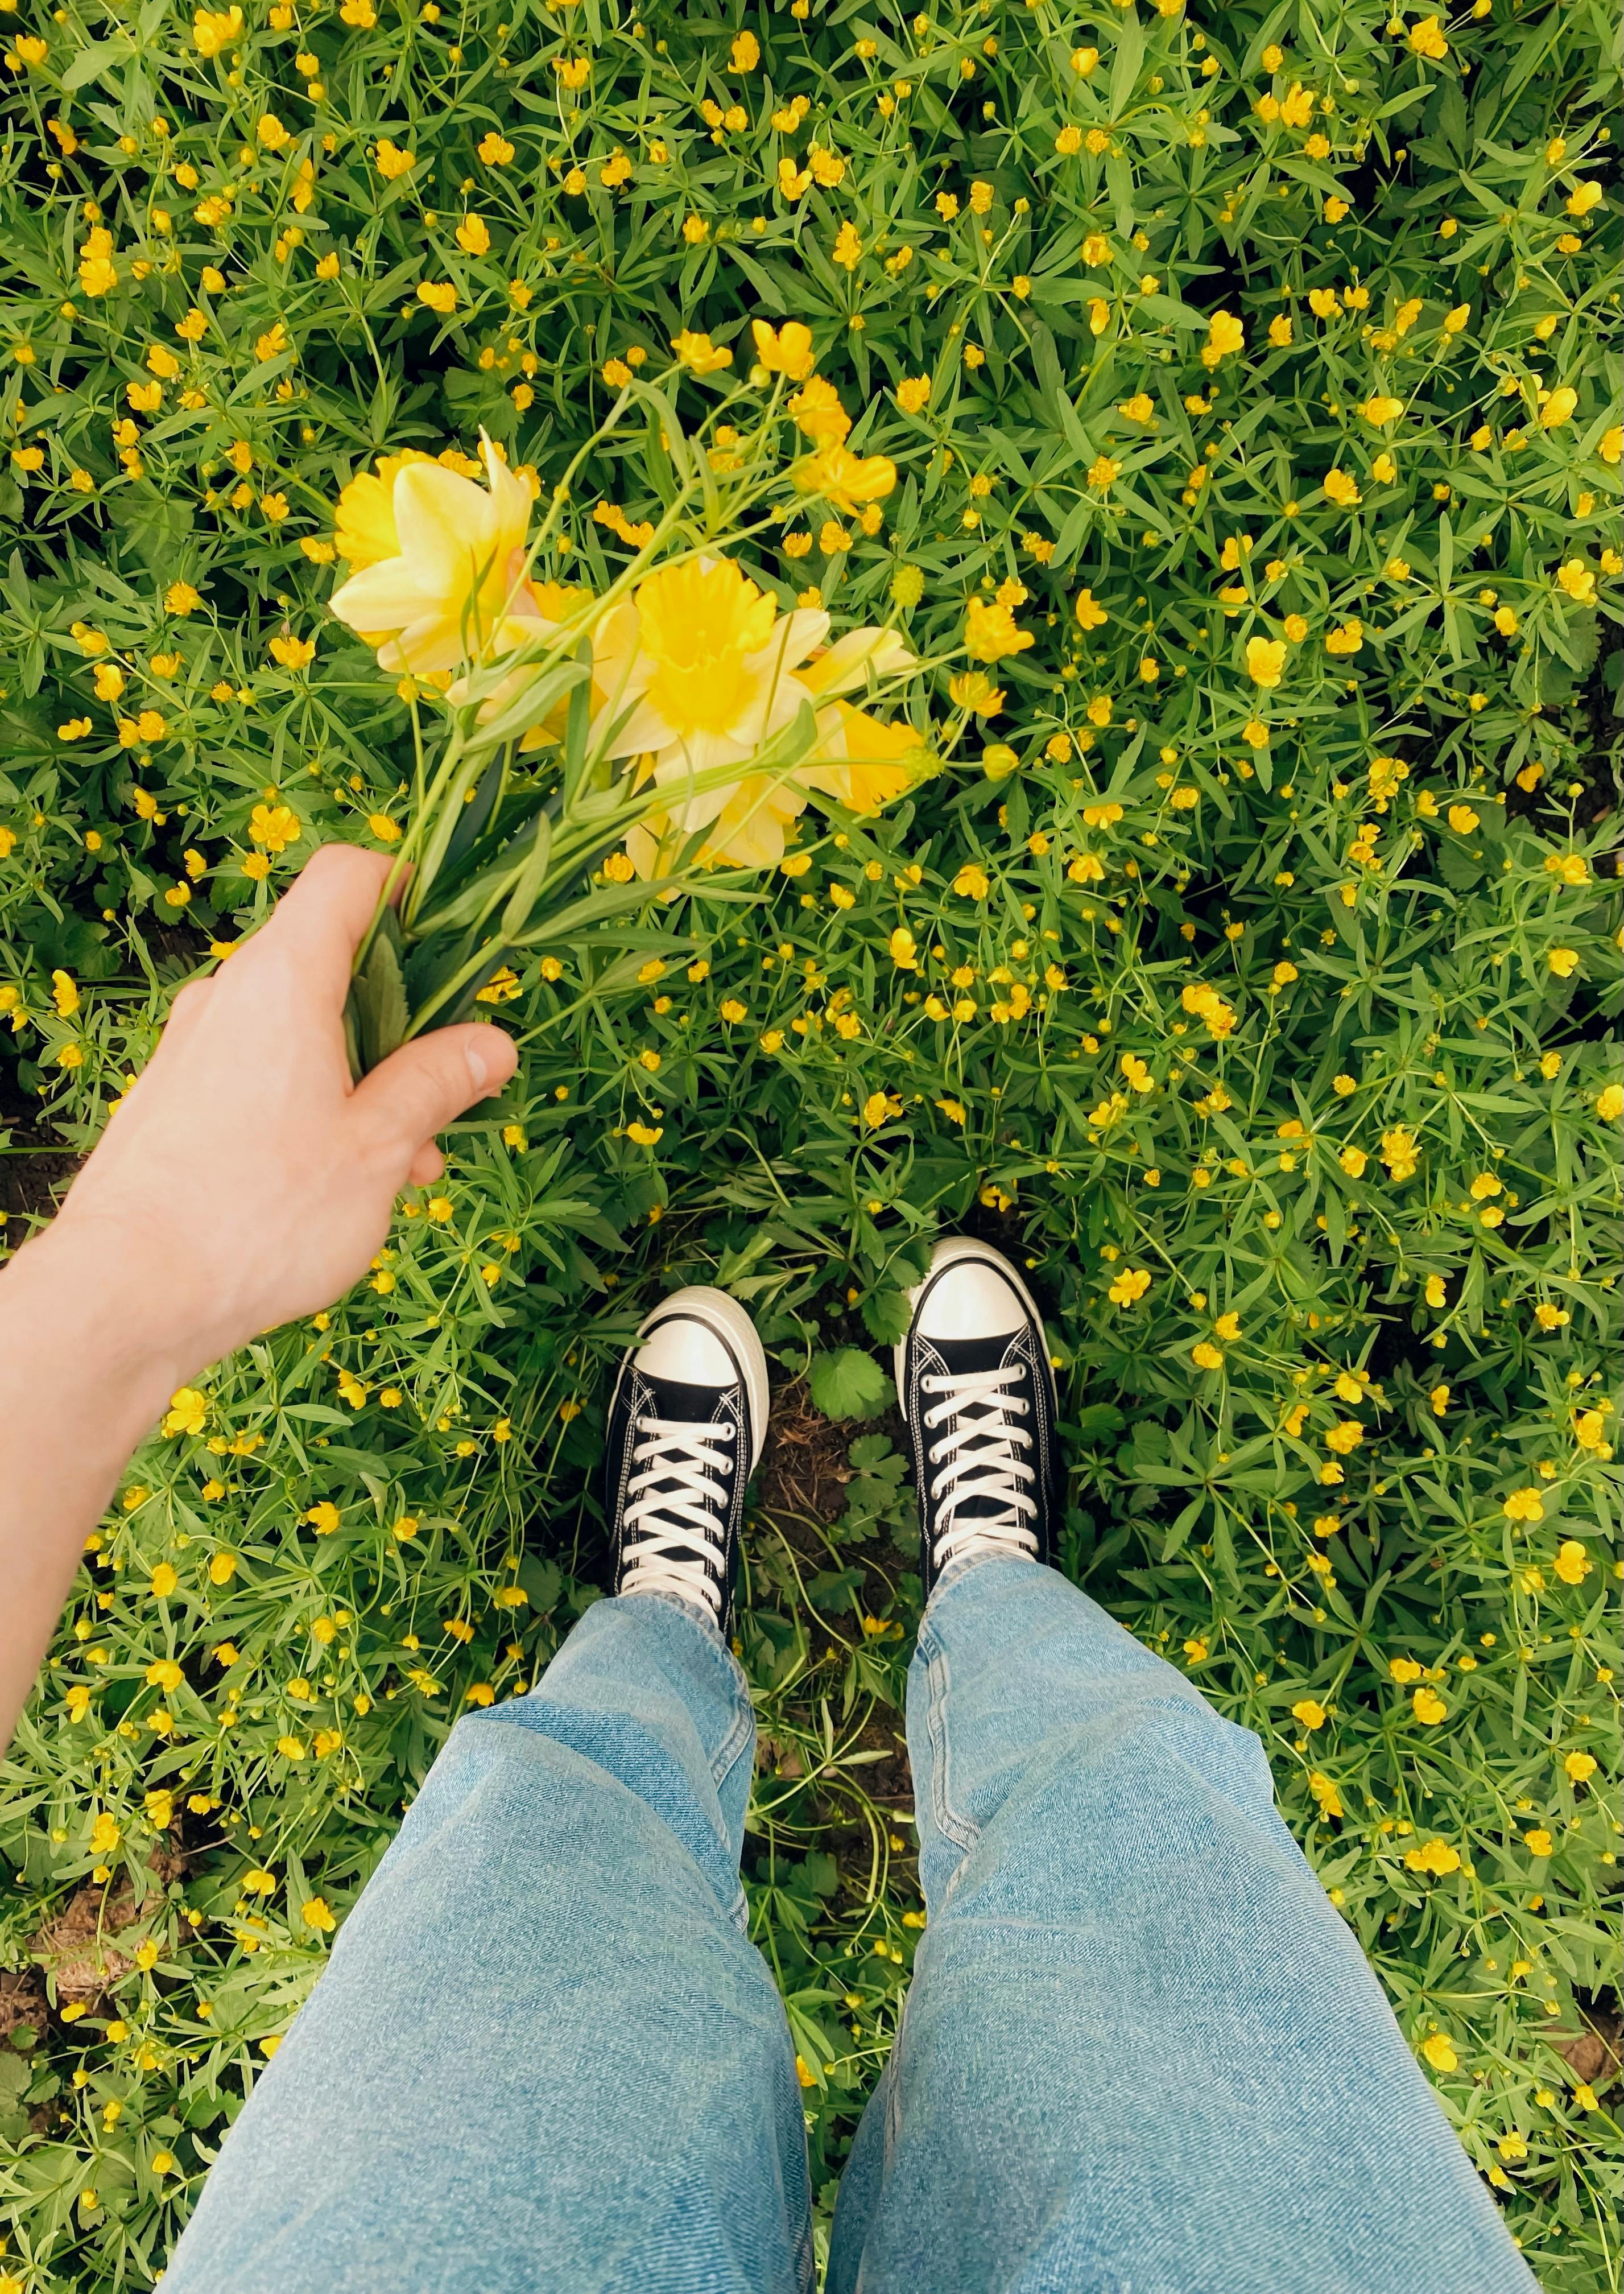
left=324, top=327, right=936, bottom=1077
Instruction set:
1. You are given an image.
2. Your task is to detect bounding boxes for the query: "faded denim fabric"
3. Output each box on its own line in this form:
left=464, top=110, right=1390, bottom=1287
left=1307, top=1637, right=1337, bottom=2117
left=828, top=1558, right=1534, bottom=2293
left=166, top=1564, right=1532, bottom=2294
left=165, top=1593, right=813, bottom=2294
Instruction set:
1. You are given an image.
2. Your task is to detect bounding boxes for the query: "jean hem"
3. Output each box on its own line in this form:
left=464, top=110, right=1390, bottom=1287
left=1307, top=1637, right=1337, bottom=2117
left=623, top=1583, right=725, bottom=1639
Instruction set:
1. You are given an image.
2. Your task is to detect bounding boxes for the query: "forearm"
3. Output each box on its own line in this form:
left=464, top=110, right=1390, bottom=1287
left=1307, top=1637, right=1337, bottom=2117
left=0, top=1225, right=185, bottom=1748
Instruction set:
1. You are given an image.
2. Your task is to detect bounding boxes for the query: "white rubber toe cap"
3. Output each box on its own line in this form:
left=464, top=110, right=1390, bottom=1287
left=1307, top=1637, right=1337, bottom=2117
left=632, top=1286, right=770, bottom=1471
left=912, top=1243, right=1032, bottom=1342
left=636, top=1317, right=735, bottom=1385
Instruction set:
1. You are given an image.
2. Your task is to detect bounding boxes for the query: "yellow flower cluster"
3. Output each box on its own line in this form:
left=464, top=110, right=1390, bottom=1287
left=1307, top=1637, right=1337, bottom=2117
left=324, top=372, right=926, bottom=870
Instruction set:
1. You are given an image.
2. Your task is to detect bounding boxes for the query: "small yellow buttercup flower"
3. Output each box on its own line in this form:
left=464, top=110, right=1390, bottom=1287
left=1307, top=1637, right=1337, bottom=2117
left=751, top=320, right=815, bottom=379
left=964, top=597, right=1031, bottom=662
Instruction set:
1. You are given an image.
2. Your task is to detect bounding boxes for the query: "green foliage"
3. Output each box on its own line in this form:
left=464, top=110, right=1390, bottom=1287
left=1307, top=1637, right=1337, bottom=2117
left=0, top=0, right=1621, bottom=2285
left=808, top=1344, right=895, bottom=1419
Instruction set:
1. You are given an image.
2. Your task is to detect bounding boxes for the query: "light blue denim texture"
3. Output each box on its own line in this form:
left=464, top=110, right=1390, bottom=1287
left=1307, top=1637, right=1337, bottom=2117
left=164, top=1592, right=814, bottom=2294
left=828, top=1558, right=1535, bottom=2293
left=164, top=1561, right=1534, bottom=2294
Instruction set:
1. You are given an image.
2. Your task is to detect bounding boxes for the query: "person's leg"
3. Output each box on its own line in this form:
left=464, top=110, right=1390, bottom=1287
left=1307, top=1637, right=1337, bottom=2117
left=167, top=1287, right=810, bottom=2294
left=829, top=1557, right=1535, bottom=2294
left=166, top=1592, right=810, bottom=2294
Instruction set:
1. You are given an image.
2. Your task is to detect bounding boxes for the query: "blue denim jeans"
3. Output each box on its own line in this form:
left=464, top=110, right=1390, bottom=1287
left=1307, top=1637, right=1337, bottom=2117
left=166, top=1561, right=1532, bottom=2293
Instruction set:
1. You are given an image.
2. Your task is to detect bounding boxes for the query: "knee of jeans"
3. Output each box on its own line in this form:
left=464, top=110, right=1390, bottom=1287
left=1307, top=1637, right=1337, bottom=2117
left=1140, top=1692, right=1282, bottom=1821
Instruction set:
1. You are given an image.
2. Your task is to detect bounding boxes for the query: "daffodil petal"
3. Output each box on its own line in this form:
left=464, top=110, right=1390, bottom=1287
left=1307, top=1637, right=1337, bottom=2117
left=377, top=614, right=472, bottom=675
left=608, top=695, right=688, bottom=758
left=703, top=774, right=808, bottom=866
left=390, top=463, right=501, bottom=597
left=330, top=559, right=445, bottom=636
left=625, top=819, right=667, bottom=878
left=333, top=469, right=399, bottom=568
left=652, top=728, right=755, bottom=785
left=800, top=703, right=923, bottom=813
left=799, top=625, right=915, bottom=697
left=478, top=430, right=534, bottom=551
left=656, top=782, right=729, bottom=834
left=749, top=608, right=829, bottom=679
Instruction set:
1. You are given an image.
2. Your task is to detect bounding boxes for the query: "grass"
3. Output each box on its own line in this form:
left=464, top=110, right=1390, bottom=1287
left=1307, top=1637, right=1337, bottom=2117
left=0, top=0, right=1620, bottom=2283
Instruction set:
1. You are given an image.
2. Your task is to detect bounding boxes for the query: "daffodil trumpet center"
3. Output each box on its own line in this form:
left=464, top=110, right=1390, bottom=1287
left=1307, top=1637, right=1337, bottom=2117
left=635, top=559, right=780, bottom=740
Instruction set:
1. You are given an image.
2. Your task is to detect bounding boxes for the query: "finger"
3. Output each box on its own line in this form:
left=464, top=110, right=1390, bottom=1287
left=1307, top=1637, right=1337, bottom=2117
left=350, top=1024, right=518, bottom=1165
left=406, top=1141, right=445, bottom=1188
left=237, top=843, right=411, bottom=1005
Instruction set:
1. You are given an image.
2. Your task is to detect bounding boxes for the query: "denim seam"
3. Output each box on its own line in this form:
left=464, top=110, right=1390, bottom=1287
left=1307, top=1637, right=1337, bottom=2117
left=672, top=1627, right=754, bottom=1925
left=921, top=1627, right=980, bottom=1863
left=709, top=1677, right=755, bottom=1793
left=883, top=2002, right=906, bottom=2161
left=695, top=1640, right=754, bottom=1930
left=632, top=1589, right=755, bottom=1793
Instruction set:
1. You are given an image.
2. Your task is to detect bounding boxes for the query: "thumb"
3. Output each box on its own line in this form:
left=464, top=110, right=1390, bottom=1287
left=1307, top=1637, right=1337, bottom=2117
left=350, top=1024, right=518, bottom=1165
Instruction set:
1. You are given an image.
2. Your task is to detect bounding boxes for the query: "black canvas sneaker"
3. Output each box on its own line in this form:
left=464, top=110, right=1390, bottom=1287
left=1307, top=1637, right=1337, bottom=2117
left=602, top=1286, right=768, bottom=1633
left=895, top=1237, right=1060, bottom=1600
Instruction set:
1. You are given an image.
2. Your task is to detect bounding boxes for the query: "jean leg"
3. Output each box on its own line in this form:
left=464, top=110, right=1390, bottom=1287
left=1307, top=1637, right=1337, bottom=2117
left=828, top=1558, right=1533, bottom=2294
left=166, top=1592, right=812, bottom=2294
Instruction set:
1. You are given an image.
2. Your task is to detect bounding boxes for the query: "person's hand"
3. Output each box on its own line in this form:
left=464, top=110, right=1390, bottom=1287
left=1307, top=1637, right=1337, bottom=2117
left=35, top=843, right=517, bottom=1389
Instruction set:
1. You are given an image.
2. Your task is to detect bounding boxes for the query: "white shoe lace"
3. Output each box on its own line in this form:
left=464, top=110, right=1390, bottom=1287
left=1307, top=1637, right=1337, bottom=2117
left=619, top=1414, right=735, bottom=1618
left=921, top=1363, right=1038, bottom=1575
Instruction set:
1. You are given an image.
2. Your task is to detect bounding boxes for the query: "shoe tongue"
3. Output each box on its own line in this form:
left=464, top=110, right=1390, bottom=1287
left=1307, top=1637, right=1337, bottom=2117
left=630, top=1377, right=735, bottom=1540
left=928, top=1331, right=1022, bottom=1377
left=641, top=1373, right=732, bottom=1427
left=928, top=1332, right=1028, bottom=1524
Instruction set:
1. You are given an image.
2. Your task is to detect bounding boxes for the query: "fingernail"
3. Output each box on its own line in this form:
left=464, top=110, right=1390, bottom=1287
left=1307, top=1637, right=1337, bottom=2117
left=464, top=1042, right=490, bottom=1094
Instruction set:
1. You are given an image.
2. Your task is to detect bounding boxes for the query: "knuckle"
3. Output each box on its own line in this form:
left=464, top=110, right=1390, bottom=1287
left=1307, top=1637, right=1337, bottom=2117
left=166, top=977, right=213, bottom=1024
left=293, top=840, right=388, bottom=903
left=302, top=839, right=361, bottom=880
